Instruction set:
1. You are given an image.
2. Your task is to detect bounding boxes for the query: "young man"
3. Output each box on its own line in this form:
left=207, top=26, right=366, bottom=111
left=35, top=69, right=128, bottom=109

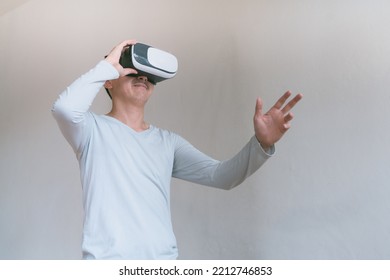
left=52, top=39, right=302, bottom=259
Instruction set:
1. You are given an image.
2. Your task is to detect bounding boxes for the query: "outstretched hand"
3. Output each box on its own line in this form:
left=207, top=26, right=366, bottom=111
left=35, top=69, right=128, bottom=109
left=104, top=39, right=138, bottom=77
left=254, top=91, right=303, bottom=150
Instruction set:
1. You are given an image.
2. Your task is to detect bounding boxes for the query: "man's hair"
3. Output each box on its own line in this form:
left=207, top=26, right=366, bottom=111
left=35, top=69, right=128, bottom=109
left=103, top=55, right=113, bottom=99
left=104, top=87, right=112, bottom=99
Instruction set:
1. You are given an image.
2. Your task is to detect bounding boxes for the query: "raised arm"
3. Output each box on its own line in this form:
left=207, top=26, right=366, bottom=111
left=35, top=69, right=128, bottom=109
left=51, top=60, right=119, bottom=153
left=51, top=40, right=138, bottom=153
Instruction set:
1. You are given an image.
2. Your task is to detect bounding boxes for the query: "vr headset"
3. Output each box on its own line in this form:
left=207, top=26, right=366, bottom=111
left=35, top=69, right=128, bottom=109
left=119, top=43, right=178, bottom=85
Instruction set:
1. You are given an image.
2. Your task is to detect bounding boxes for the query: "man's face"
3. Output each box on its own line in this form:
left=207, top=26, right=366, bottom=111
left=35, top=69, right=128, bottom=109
left=108, top=75, right=155, bottom=105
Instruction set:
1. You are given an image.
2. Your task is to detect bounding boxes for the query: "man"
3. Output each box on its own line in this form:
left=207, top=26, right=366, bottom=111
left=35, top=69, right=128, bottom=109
left=52, top=39, right=303, bottom=259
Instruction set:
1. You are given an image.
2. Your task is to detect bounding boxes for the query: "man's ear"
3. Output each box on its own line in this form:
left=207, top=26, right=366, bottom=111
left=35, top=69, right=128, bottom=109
left=104, top=80, right=114, bottom=99
left=104, top=80, right=113, bottom=90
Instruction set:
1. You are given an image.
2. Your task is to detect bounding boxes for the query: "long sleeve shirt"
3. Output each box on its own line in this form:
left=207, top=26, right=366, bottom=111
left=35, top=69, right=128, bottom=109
left=52, top=60, right=274, bottom=259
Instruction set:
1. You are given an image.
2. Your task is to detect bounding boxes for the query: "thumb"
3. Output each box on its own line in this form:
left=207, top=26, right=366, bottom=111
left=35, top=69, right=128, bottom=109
left=121, top=68, right=138, bottom=76
left=255, top=97, right=263, bottom=117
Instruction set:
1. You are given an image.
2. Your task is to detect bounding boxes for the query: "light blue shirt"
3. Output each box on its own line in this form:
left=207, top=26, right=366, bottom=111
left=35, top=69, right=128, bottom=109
left=52, top=60, right=274, bottom=259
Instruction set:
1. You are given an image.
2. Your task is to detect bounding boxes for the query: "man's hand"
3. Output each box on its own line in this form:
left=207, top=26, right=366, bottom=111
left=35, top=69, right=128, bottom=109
left=105, top=39, right=138, bottom=77
left=254, top=91, right=303, bottom=151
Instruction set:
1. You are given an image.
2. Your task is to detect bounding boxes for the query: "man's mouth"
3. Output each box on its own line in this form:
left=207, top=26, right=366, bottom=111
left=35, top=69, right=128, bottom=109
left=133, top=82, right=148, bottom=89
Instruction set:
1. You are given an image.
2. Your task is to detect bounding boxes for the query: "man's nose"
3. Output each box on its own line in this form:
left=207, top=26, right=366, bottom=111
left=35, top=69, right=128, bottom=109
left=137, top=76, right=148, bottom=82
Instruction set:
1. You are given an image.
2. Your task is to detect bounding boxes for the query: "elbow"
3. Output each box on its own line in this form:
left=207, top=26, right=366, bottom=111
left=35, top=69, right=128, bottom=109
left=218, top=185, right=236, bottom=191
left=51, top=96, right=84, bottom=124
left=208, top=163, right=246, bottom=191
left=211, top=176, right=244, bottom=191
left=52, top=98, right=70, bottom=122
left=51, top=98, right=64, bottom=117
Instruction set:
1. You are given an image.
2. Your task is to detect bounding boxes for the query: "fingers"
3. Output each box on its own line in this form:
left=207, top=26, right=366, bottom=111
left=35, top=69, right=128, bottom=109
left=278, top=112, right=293, bottom=131
left=271, top=91, right=302, bottom=130
left=111, top=39, right=137, bottom=55
left=121, top=39, right=138, bottom=47
left=105, top=39, right=138, bottom=76
left=116, top=39, right=138, bottom=54
left=272, top=91, right=303, bottom=115
left=122, top=68, right=138, bottom=76
left=283, top=122, right=291, bottom=130
left=281, top=93, right=303, bottom=114
left=284, top=112, right=294, bottom=123
left=105, top=39, right=137, bottom=63
left=273, top=91, right=292, bottom=110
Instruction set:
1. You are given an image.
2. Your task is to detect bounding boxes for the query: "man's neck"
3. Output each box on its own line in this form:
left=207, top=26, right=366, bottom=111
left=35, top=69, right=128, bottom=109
left=107, top=104, right=149, bottom=132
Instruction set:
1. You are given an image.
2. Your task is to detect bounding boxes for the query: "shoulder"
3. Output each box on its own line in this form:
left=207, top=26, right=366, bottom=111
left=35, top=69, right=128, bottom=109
left=150, top=126, right=190, bottom=146
left=151, top=126, right=179, bottom=140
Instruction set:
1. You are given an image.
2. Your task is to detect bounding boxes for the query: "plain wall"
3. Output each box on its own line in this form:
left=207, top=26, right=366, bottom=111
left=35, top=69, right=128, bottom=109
left=1, top=0, right=389, bottom=259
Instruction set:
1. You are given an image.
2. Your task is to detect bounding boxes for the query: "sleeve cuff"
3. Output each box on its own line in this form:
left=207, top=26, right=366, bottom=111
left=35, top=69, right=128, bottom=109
left=252, top=135, right=275, bottom=156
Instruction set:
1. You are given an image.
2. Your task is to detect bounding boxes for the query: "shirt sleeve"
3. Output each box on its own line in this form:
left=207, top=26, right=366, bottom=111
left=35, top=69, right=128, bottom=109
left=51, top=60, right=119, bottom=154
left=172, top=135, right=275, bottom=190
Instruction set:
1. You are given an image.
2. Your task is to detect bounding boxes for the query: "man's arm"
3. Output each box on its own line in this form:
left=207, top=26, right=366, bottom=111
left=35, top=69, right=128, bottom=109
left=51, top=60, right=119, bottom=153
left=51, top=40, right=138, bottom=153
left=172, top=134, right=274, bottom=190
left=172, top=91, right=302, bottom=190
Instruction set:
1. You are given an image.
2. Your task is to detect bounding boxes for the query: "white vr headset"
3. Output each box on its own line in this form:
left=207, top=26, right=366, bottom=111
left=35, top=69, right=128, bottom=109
left=120, top=43, right=178, bottom=85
